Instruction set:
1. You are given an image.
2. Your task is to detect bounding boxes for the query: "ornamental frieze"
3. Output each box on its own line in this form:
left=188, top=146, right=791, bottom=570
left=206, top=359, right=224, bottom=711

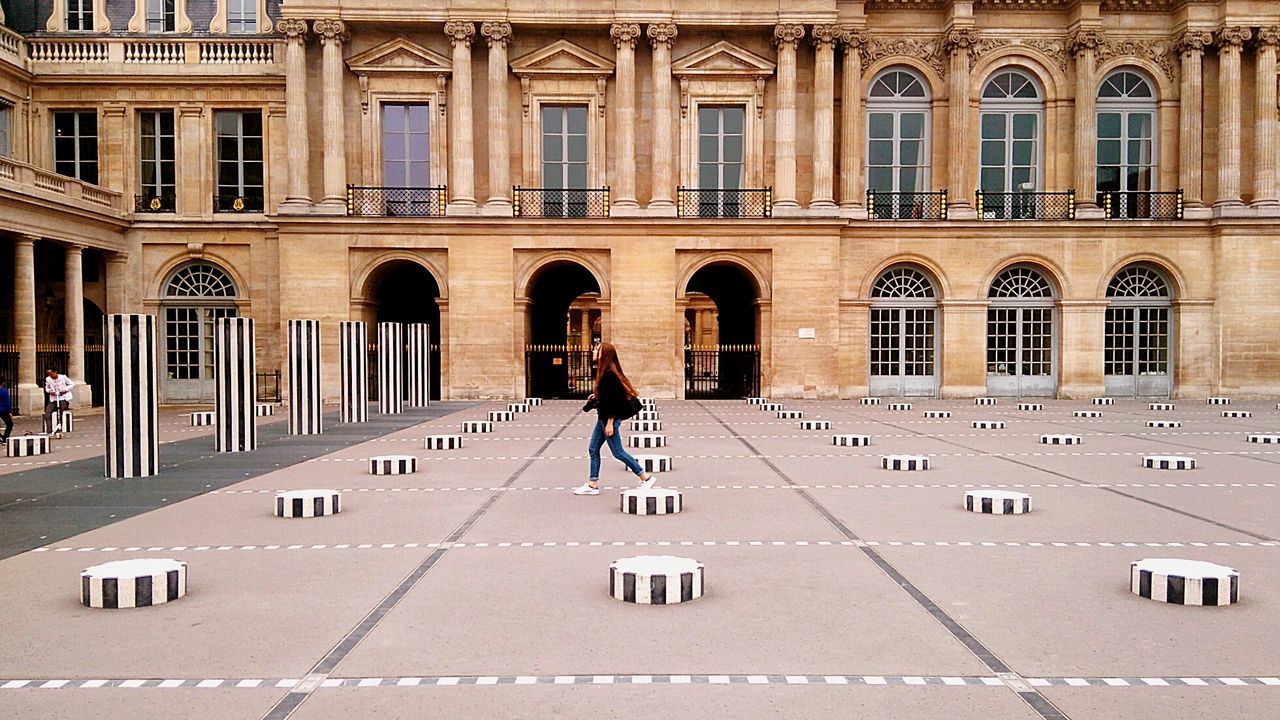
left=1097, top=36, right=1177, bottom=81
left=862, top=36, right=947, bottom=80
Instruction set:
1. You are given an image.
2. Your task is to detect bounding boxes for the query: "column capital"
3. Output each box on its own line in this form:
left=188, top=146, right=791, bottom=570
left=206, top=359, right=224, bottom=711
left=840, top=27, right=869, bottom=49
left=1175, top=29, right=1214, bottom=55
left=811, top=24, right=841, bottom=48
left=610, top=22, right=641, bottom=49
left=1216, top=26, right=1251, bottom=49
left=444, top=20, right=475, bottom=47
left=773, top=23, right=806, bottom=49
left=480, top=21, right=512, bottom=48
left=1068, top=28, right=1105, bottom=56
left=943, top=28, right=980, bottom=54
left=277, top=17, right=308, bottom=40
left=646, top=22, right=678, bottom=48
left=313, top=18, right=348, bottom=44
left=1256, top=26, right=1280, bottom=48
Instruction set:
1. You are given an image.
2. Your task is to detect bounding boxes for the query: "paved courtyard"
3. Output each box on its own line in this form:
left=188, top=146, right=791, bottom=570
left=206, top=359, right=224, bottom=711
left=1, top=397, right=1278, bottom=719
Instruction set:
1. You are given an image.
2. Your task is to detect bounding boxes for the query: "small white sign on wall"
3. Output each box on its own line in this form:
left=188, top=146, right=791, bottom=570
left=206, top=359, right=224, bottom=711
left=798, top=328, right=816, bottom=340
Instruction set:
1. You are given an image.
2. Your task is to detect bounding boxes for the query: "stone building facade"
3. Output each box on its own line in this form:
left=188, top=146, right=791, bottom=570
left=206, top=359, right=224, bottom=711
left=1, top=0, right=1278, bottom=408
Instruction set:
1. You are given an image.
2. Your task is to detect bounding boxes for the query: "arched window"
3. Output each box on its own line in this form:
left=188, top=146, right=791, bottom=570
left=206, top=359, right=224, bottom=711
left=979, top=69, right=1043, bottom=194
left=1104, top=264, right=1173, bottom=396
left=866, top=69, right=931, bottom=196
left=164, top=262, right=237, bottom=298
left=1096, top=70, right=1157, bottom=216
left=872, top=266, right=936, bottom=299
left=986, top=266, right=1056, bottom=396
left=162, top=262, right=239, bottom=401
left=870, top=266, right=938, bottom=396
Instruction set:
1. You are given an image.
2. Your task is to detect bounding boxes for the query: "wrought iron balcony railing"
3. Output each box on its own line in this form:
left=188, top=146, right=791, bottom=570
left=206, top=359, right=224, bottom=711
left=677, top=187, right=773, bottom=218
left=213, top=193, right=264, bottom=213
left=346, top=186, right=447, bottom=217
left=1098, top=190, right=1184, bottom=220
left=866, top=190, right=948, bottom=220
left=134, top=193, right=176, bottom=213
left=513, top=187, right=610, bottom=218
left=976, top=190, right=1076, bottom=220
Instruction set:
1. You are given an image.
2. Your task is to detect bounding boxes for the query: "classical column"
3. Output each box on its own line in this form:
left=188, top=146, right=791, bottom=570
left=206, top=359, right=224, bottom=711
left=278, top=18, right=311, bottom=209
left=14, top=237, right=38, bottom=408
left=772, top=24, right=805, bottom=209
left=314, top=18, right=349, bottom=208
left=945, top=29, right=979, bottom=217
left=1176, top=30, right=1212, bottom=209
left=445, top=21, right=477, bottom=208
left=1070, top=29, right=1105, bottom=216
left=481, top=21, right=512, bottom=210
left=1253, top=27, right=1280, bottom=209
left=105, top=254, right=129, bottom=314
left=810, top=24, right=839, bottom=209
left=611, top=23, right=641, bottom=209
left=64, top=245, right=86, bottom=400
left=1215, top=26, right=1250, bottom=209
left=647, top=23, right=678, bottom=211
left=839, top=28, right=868, bottom=210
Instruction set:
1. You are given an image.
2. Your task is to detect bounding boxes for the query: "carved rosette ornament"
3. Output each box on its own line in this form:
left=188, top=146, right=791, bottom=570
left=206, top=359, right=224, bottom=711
left=277, top=18, right=308, bottom=41
left=840, top=27, right=870, bottom=50
left=444, top=20, right=476, bottom=47
left=312, top=18, right=347, bottom=45
left=812, top=24, right=841, bottom=48
left=480, top=21, right=512, bottom=48
left=1217, top=26, right=1252, bottom=49
left=1174, top=30, right=1214, bottom=55
left=773, top=24, right=806, bottom=49
left=610, top=23, right=641, bottom=49
left=647, top=22, right=677, bottom=48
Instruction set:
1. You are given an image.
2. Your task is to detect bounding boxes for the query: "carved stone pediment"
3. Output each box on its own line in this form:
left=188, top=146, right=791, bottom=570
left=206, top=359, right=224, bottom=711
left=672, top=40, right=776, bottom=78
left=509, top=39, right=615, bottom=78
left=346, top=38, right=453, bottom=75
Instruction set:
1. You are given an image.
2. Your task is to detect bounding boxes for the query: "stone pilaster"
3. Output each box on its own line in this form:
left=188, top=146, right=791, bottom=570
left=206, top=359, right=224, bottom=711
left=810, top=24, right=840, bottom=209
left=839, top=29, right=867, bottom=210
left=1215, top=26, right=1250, bottom=209
left=278, top=18, right=311, bottom=210
left=945, top=29, right=979, bottom=217
left=1176, top=30, right=1212, bottom=210
left=445, top=21, right=477, bottom=209
left=647, top=23, right=678, bottom=212
left=14, top=236, right=39, bottom=409
left=1252, top=27, right=1279, bottom=209
left=772, top=24, right=805, bottom=208
left=1070, top=29, right=1105, bottom=216
left=106, top=254, right=129, bottom=315
left=611, top=23, right=641, bottom=209
left=64, top=245, right=89, bottom=403
left=314, top=18, right=349, bottom=209
left=481, top=21, right=513, bottom=210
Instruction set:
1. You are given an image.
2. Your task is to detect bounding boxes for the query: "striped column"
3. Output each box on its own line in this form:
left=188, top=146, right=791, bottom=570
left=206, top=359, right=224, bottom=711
left=214, top=317, right=257, bottom=453
left=406, top=322, right=431, bottom=407
left=287, top=319, right=323, bottom=435
left=339, top=321, right=368, bottom=423
left=104, top=314, right=159, bottom=478
left=377, top=322, right=403, bottom=415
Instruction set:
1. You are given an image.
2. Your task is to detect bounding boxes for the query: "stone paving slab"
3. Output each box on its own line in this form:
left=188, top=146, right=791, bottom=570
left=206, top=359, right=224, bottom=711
left=0, top=688, right=283, bottom=720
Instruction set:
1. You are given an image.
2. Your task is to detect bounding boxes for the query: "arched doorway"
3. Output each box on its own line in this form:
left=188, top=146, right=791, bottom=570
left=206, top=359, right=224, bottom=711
left=985, top=265, right=1057, bottom=397
left=869, top=265, right=939, bottom=397
left=524, top=261, right=602, bottom=398
left=361, top=260, right=442, bottom=401
left=683, top=262, right=761, bottom=398
left=161, top=261, right=239, bottom=403
left=1104, top=264, right=1173, bottom=397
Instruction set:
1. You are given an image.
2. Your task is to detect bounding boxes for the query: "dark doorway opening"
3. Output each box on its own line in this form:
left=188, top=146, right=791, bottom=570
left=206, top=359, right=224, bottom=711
left=367, top=261, right=442, bottom=401
left=525, top=262, right=601, bottom=399
left=684, top=263, right=761, bottom=399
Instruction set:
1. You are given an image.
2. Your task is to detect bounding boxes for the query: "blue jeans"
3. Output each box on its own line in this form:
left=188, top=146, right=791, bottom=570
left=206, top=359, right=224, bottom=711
left=588, top=417, right=644, bottom=481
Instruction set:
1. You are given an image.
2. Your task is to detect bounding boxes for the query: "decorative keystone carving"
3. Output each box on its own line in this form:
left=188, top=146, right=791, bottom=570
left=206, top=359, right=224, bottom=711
left=1174, top=30, right=1214, bottom=54
left=277, top=18, right=308, bottom=41
left=1216, top=26, right=1251, bottom=49
left=812, top=24, right=842, bottom=47
left=481, top=21, right=512, bottom=48
left=444, top=20, right=476, bottom=47
left=943, top=28, right=980, bottom=53
left=773, top=24, right=806, bottom=49
left=1068, top=28, right=1106, bottom=55
left=610, top=23, right=642, bottom=49
left=312, top=18, right=347, bottom=44
left=647, top=23, right=678, bottom=48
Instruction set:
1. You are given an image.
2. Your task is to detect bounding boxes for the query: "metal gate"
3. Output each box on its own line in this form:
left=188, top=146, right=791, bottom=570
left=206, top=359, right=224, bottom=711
left=525, top=345, right=594, bottom=399
left=870, top=307, right=937, bottom=397
left=685, top=344, right=760, bottom=399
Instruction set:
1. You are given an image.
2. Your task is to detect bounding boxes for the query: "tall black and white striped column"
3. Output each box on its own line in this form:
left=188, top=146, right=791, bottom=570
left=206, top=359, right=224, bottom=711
left=103, top=314, right=159, bottom=478
left=214, top=316, right=257, bottom=453
left=288, top=319, right=323, bottom=435
left=377, top=322, right=403, bottom=415
left=339, top=321, right=368, bottom=423
left=406, top=322, right=431, bottom=408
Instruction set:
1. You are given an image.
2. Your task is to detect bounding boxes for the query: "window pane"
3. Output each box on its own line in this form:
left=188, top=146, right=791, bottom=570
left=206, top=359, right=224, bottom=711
left=1097, top=140, right=1121, bottom=166
left=721, top=163, right=741, bottom=189
left=1012, top=140, right=1033, bottom=166
left=899, top=112, right=925, bottom=139
left=384, top=134, right=405, bottom=160
left=1098, top=113, right=1121, bottom=138
left=567, top=163, right=587, bottom=187
left=980, top=113, right=1004, bottom=139
left=567, top=135, right=588, bottom=163
left=408, top=105, right=430, bottom=133
left=542, top=134, right=560, bottom=162
left=542, top=106, right=561, bottom=134
left=409, top=162, right=430, bottom=186
left=542, top=164, right=563, bottom=188
left=722, top=107, right=744, bottom=134
left=566, top=106, right=587, bottom=134
left=981, top=140, right=1004, bottom=166
left=898, top=167, right=919, bottom=193
left=868, top=167, right=892, bottom=191
left=697, top=107, right=717, bottom=135
left=1012, top=113, right=1036, bottom=139
left=384, top=105, right=404, bottom=133
left=1096, top=167, right=1120, bottom=191
left=243, top=162, right=263, bottom=187
left=868, top=113, right=893, bottom=138
left=215, top=112, right=237, bottom=136
left=241, top=112, right=262, bottom=136
left=1127, top=139, right=1151, bottom=166
left=698, top=134, right=718, bottom=164
left=1011, top=167, right=1032, bottom=188
left=980, top=167, right=1004, bottom=192
left=899, top=140, right=921, bottom=166
left=1128, top=112, right=1152, bottom=138
left=722, top=135, right=743, bottom=164
left=242, top=138, right=263, bottom=162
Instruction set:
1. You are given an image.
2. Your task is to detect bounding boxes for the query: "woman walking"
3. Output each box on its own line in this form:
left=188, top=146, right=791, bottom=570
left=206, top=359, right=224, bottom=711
left=573, top=342, right=656, bottom=495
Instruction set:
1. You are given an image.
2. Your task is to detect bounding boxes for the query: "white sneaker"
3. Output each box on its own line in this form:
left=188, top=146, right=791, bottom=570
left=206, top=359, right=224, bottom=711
left=572, top=483, right=600, bottom=495
left=638, top=475, right=655, bottom=490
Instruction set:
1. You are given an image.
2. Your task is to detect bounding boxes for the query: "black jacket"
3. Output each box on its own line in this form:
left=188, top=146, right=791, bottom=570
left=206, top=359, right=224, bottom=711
left=595, top=371, right=633, bottom=420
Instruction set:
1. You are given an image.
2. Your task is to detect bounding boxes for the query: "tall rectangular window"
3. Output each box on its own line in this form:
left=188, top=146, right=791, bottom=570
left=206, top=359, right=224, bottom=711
left=67, top=0, right=94, bottom=31
left=0, top=103, right=12, bottom=157
left=53, top=111, right=99, bottom=184
left=214, top=110, right=264, bottom=212
left=866, top=111, right=928, bottom=193
left=139, top=110, right=176, bottom=211
left=227, top=0, right=257, bottom=34
left=979, top=112, right=1039, bottom=193
left=541, top=105, right=588, bottom=217
left=697, top=106, right=744, bottom=190
left=1096, top=112, right=1154, bottom=194
left=147, top=0, right=176, bottom=32
left=382, top=104, right=430, bottom=187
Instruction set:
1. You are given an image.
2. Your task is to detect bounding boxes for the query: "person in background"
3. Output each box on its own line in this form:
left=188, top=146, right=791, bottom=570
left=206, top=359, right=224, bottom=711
left=0, top=385, right=12, bottom=445
left=573, top=342, right=656, bottom=496
left=43, top=367, right=75, bottom=439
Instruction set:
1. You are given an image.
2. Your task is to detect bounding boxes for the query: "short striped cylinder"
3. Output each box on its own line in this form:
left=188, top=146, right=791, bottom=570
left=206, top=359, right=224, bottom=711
left=759, top=403, right=783, bottom=412
left=923, top=410, right=951, bottom=418
left=1074, top=410, right=1103, bottom=418
left=1092, top=397, right=1115, bottom=405
left=507, top=403, right=529, bottom=413
left=405, top=322, right=431, bottom=408
left=369, top=455, right=417, bottom=475
left=287, top=319, right=323, bottom=436
left=776, top=410, right=803, bottom=419
left=6, top=435, right=50, bottom=457
left=1222, top=410, right=1252, bottom=418
left=859, top=397, right=881, bottom=405
left=964, top=490, right=1032, bottom=514
left=81, top=559, right=185, bottom=609
left=1207, top=397, right=1231, bottom=405
left=746, top=397, right=768, bottom=405
left=103, top=314, right=159, bottom=479
left=631, top=454, right=672, bottom=472
left=1017, top=403, right=1043, bottom=411
left=339, top=321, right=368, bottom=424
left=255, top=404, right=275, bottom=417
left=640, top=398, right=656, bottom=409
left=628, top=433, right=666, bottom=449
left=488, top=411, right=513, bottom=422
left=1246, top=434, right=1280, bottom=444
left=377, top=322, right=403, bottom=415
left=46, top=409, right=73, bottom=434
left=1131, top=558, right=1238, bottom=606
left=1148, top=403, right=1175, bottom=411
left=619, top=488, right=683, bottom=516
left=972, top=420, right=1005, bottom=429
left=525, top=397, right=543, bottom=407
left=1143, top=455, right=1195, bottom=470
left=190, top=411, right=214, bottom=427
left=1040, top=434, right=1082, bottom=445
left=609, top=555, right=703, bottom=605
left=629, top=420, right=662, bottom=432
left=975, top=397, right=998, bottom=405
left=832, top=434, right=871, bottom=446
left=887, top=403, right=912, bottom=411
left=424, top=435, right=464, bottom=450
left=274, top=489, right=341, bottom=518
left=214, top=316, right=256, bottom=453
left=635, top=410, right=660, bottom=421
left=462, top=421, right=492, bottom=433
left=882, top=454, right=929, bottom=471
left=1147, top=420, right=1182, bottom=428
left=799, top=420, right=831, bottom=430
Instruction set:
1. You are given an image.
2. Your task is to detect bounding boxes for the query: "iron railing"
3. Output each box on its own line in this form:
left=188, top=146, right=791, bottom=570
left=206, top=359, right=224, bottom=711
left=525, top=344, right=595, bottom=399
left=213, top=194, right=264, bottom=213
left=976, top=190, right=1076, bottom=220
left=1099, top=190, right=1184, bottom=220
left=365, top=342, right=442, bottom=402
left=346, top=186, right=447, bottom=217
left=677, top=187, right=773, bottom=218
left=866, top=190, right=948, bottom=220
left=256, top=370, right=281, bottom=403
left=513, top=187, right=610, bottom=218
left=685, top=344, right=761, bottom=399
left=134, top=193, right=176, bottom=213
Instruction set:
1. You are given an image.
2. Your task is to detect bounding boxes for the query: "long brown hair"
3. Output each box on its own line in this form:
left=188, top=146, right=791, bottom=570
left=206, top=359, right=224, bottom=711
left=594, top=341, right=638, bottom=398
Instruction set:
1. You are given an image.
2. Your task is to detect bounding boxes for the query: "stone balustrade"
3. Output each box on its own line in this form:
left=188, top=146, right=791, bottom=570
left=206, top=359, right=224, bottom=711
left=25, top=37, right=279, bottom=69
left=0, top=156, right=124, bottom=214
